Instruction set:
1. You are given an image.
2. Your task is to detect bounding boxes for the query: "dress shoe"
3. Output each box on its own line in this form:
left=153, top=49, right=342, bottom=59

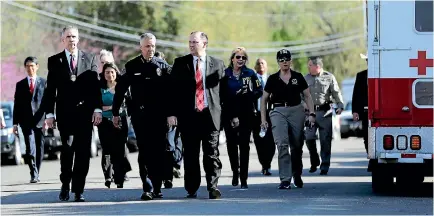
left=309, top=166, right=318, bottom=173
left=124, top=175, right=129, bottom=181
left=186, top=193, right=197, bottom=198
left=153, top=192, right=163, bottom=198
left=164, top=180, right=173, bottom=189
left=30, top=178, right=38, bottom=183
left=209, top=188, right=221, bottom=199
left=262, top=168, right=272, bottom=176
left=74, top=193, right=85, bottom=202
left=320, top=170, right=328, bottom=175
left=173, top=168, right=181, bottom=178
left=278, top=181, right=291, bottom=190
left=141, top=192, right=154, bottom=201
left=105, top=180, right=111, bottom=188
left=293, top=176, right=303, bottom=188
left=232, top=174, right=239, bottom=187
left=59, top=188, right=70, bottom=201
left=240, top=180, right=248, bottom=189
left=117, top=183, right=123, bottom=188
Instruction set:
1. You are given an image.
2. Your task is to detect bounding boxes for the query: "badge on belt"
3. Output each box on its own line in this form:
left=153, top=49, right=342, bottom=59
left=70, top=75, right=76, bottom=82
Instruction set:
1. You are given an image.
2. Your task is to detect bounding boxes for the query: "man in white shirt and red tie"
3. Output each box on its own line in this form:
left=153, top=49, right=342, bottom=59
left=13, top=56, right=46, bottom=183
left=168, top=31, right=226, bottom=199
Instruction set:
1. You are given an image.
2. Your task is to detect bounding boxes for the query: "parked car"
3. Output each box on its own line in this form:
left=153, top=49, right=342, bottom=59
left=1, top=102, right=26, bottom=165
left=339, top=101, right=363, bottom=138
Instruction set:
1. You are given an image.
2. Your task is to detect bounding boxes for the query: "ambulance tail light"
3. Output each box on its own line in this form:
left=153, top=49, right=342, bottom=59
left=383, top=135, right=394, bottom=150
left=410, top=135, right=421, bottom=150
left=396, top=135, right=408, bottom=150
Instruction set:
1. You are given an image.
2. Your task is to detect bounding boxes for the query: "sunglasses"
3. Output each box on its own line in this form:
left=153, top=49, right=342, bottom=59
left=235, top=55, right=247, bottom=60
left=277, top=58, right=291, bottom=63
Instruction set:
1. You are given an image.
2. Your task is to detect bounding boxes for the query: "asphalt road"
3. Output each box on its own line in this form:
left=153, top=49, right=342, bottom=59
left=1, top=137, right=433, bottom=215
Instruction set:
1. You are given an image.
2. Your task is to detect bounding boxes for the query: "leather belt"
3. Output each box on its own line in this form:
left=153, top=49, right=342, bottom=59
left=272, top=102, right=296, bottom=108
left=314, top=103, right=331, bottom=111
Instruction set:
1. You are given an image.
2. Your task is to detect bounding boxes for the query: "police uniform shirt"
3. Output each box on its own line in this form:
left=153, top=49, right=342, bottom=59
left=264, top=69, right=308, bottom=106
left=304, top=70, right=344, bottom=109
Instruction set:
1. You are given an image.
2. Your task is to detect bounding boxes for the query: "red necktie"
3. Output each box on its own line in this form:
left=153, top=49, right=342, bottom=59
left=70, top=54, right=76, bottom=71
left=29, top=78, right=34, bottom=94
left=195, top=58, right=204, bottom=111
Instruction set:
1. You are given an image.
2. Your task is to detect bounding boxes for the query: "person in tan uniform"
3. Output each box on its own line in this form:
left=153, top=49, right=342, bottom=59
left=304, top=56, right=344, bottom=175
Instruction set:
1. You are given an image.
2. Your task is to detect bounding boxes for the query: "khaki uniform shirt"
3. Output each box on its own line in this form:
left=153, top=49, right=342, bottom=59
left=304, top=70, right=344, bottom=109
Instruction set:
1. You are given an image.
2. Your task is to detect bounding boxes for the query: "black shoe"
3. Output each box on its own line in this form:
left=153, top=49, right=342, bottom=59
left=293, top=176, right=303, bottom=188
left=278, top=181, right=291, bottom=189
left=117, top=183, right=123, bottom=188
left=164, top=180, right=173, bottom=189
left=232, top=174, right=239, bottom=186
left=241, top=180, right=248, bottom=189
left=262, top=168, right=272, bottom=176
left=320, top=170, right=328, bottom=175
left=140, top=192, right=154, bottom=201
left=74, top=193, right=85, bottom=202
left=309, top=166, right=318, bottom=173
left=105, top=180, right=111, bottom=188
left=124, top=175, right=129, bottom=181
left=186, top=192, right=197, bottom=198
left=209, top=188, right=222, bottom=199
left=153, top=192, right=163, bottom=198
left=59, top=187, right=70, bottom=201
left=30, top=178, right=38, bottom=183
left=173, top=168, right=181, bottom=178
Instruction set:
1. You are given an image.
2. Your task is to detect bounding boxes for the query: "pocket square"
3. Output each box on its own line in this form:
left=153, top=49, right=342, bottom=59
left=134, top=73, right=141, bottom=75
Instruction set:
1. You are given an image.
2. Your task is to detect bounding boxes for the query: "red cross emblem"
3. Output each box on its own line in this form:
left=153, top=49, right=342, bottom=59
left=409, top=51, right=433, bottom=76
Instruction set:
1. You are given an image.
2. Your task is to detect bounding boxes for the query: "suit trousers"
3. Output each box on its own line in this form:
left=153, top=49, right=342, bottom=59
left=131, top=111, right=167, bottom=193
left=305, top=110, right=333, bottom=172
left=23, top=127, right=44, bottom=180
left=252, top=112, right=275, bottom=170
left=270, top=104, right=305, bottom=183
left=223, top=113, right=254, bottom=182
left=180, top=108, right=222, bottom=193
left=98, top=117, right=132, bottom=184
left=59, top=112, right=94, bottom=194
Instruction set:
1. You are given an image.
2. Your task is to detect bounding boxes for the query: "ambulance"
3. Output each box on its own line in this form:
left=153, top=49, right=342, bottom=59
left=366, top=0, right=433, bottom=192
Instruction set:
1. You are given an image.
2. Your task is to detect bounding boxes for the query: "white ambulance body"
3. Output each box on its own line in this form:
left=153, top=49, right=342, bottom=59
left=366, top=0, right=433, bottom=192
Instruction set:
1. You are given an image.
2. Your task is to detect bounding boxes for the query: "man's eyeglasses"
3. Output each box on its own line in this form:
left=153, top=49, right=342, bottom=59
left=235, top=55, right=247, bottom=60
left=277, top=58, right=291, bottom=62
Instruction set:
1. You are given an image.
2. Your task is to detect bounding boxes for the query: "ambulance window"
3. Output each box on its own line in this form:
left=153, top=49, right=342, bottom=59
left=415, top=0, right=433, bottom=32
left=414, top=80, right=433, bottom=107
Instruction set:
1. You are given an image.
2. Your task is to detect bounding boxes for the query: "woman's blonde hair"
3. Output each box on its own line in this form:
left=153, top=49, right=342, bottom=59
left=229, top=47, right=249, bottom=68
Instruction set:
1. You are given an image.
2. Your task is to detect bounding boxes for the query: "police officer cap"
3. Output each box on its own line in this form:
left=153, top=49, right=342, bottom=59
left=276, top=49, right=292, bottom=61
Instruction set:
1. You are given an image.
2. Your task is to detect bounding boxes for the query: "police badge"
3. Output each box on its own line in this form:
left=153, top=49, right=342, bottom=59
left=156, top=68, right=162, bottom=76
left=71, top=75, right=76, bottom=82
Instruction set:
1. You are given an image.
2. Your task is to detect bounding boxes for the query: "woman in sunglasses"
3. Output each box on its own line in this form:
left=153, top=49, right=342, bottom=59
left=260, top=49, right=315, bottom=190
left=221, top=47, right=263, bottom=189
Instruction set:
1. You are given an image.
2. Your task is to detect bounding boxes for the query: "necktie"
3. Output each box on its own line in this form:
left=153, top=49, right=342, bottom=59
left=70, top=54, right=76, bottom=72
left=29, top=78, right=35, bottom=94
left=195, top=58, right=204, bottom=111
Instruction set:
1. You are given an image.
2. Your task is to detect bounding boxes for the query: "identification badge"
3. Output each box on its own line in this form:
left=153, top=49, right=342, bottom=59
left=71, top=75, right=76, bottom=82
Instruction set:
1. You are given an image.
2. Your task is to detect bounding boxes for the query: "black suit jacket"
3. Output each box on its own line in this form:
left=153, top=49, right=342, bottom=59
left=13, top=77, right=46, bottom=134
left=170, top=54, right=226, bottom=130
left=44, top=50, right=102, bottom=133
left=352, top=69, right=368, bottom=115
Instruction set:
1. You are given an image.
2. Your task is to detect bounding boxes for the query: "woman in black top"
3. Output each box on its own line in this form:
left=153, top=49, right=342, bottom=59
left=260, top=49, right=316, bottom=190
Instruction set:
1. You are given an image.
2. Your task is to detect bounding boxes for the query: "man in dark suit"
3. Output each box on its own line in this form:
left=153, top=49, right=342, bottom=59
left=352, top=53, right=373, bottom=171
left=167, top=31, right=226, bottom=199
left=43, top=26, right=102, bottom=202
left=13, top=56, right=46, bottom=183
